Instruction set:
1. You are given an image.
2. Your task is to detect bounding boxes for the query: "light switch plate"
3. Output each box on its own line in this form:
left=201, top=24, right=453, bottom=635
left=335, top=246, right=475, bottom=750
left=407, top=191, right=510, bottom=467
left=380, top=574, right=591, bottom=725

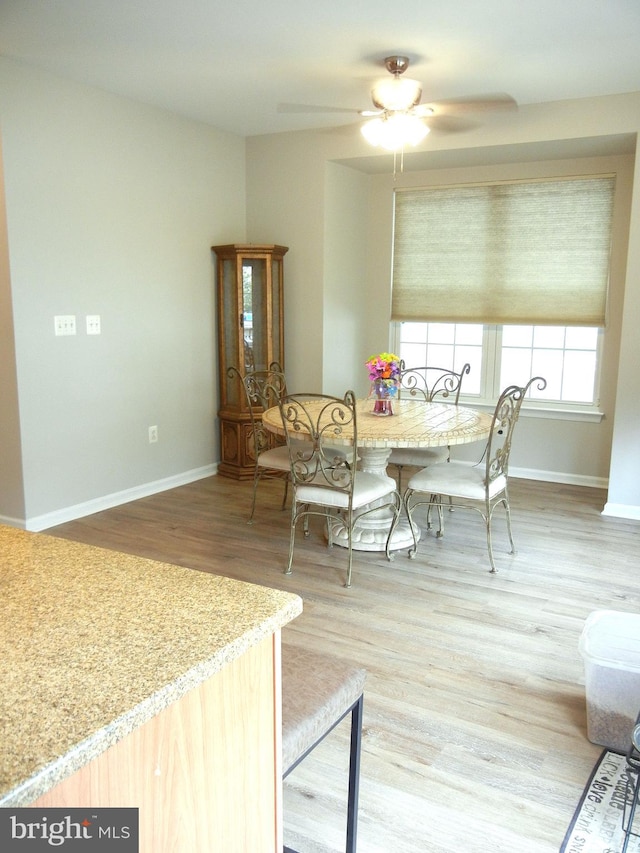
left=54, top=315, right=76, bottom=336
left=86, top=315, right=101, bottom=335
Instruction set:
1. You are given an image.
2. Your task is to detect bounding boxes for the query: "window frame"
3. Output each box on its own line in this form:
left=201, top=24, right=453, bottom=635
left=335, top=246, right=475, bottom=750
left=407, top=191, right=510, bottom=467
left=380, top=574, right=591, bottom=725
left=391, top=321, right=605, bottom=423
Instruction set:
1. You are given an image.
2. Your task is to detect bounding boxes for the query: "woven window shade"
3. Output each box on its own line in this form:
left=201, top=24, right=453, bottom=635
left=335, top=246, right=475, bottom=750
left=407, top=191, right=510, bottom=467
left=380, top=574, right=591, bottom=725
left=391, top=176, right=615, bottom=326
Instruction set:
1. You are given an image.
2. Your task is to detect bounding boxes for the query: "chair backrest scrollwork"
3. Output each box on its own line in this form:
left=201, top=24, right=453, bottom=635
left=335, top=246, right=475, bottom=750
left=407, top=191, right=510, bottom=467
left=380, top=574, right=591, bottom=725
left=228, top=365, right=288, bottom=460
left=397, top=362, right=471, bottom=404
left=485, top=376, right=546, bottom=484
left=277, top=392, right=356, bottom=495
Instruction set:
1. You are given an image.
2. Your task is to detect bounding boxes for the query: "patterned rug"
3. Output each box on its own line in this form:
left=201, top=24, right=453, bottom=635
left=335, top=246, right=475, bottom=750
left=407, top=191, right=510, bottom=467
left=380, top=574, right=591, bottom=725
left=561, top=750, right=640, bottom=853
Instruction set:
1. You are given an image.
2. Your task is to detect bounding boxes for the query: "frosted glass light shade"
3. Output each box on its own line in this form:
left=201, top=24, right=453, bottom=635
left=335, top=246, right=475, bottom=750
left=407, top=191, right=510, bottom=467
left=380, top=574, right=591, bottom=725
left=360, top=113, right=430, bottom=151
left=371, top=77, right=422, bottom=111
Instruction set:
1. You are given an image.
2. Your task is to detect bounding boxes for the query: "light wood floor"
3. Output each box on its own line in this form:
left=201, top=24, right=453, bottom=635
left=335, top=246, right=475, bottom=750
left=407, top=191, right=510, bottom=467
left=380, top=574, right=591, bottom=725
left=48, top=474, right=640, bottom=852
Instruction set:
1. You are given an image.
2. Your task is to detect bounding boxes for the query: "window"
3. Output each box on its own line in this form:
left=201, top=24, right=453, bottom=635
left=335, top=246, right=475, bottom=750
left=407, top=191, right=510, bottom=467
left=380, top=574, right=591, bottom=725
left=500, top=325, right=599, bottom=404
left=397, top=322, right=484, bottom=395
left=395, top=322, right=601, bottom=408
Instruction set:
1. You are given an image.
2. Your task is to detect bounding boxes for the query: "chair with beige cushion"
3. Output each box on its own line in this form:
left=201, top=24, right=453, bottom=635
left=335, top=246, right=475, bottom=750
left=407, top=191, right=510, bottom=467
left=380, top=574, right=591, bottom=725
left=401, top=376, right=546, bottom=572
left=231, top=367, right=358, bottom=525
left=229, top=364, right=292, bottom=523
left=282, top=642, right=366, bottom=853
left=277, top=390, right=401, bottom=588
left=387, top=363, right=471, bottom=491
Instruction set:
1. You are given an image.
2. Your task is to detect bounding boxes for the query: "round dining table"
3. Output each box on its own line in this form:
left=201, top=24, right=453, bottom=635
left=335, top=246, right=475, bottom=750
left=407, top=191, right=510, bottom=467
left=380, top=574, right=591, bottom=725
left=262, top=397, right=493, bottom=552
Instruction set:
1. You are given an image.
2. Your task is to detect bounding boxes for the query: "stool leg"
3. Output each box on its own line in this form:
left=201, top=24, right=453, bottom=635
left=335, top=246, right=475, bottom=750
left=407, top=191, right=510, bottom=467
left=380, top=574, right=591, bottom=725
left=346, top=694, right=364, bottom=853
left=282, top=693, right=365, bottom=853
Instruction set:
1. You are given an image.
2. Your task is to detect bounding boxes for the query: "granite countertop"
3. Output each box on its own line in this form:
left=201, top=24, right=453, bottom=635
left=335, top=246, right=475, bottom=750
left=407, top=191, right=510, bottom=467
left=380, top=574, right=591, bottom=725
left=0, top=525, right=302, bottom=807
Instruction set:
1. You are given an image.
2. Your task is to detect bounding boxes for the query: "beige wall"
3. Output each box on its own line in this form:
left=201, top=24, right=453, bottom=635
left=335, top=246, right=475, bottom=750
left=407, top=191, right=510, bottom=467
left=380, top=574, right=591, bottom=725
left=0, top=132, right=24, bottom=523
left=245, top=132, right=327, bottom=392
left=0, top=58, right=246, bottom=528
left=322, top=163, right=371, bottom=396
left=606, top=142, right=640, bottom=517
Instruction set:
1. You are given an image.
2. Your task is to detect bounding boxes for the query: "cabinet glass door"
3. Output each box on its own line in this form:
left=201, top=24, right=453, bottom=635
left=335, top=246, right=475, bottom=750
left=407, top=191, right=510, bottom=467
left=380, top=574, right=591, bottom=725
left=243, top=259, right=267, bottom=371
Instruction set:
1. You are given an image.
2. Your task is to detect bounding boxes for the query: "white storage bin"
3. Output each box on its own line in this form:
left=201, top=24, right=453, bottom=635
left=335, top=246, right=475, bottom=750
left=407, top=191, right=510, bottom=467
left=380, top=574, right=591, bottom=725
left=579, top=610, right=640, bottom=752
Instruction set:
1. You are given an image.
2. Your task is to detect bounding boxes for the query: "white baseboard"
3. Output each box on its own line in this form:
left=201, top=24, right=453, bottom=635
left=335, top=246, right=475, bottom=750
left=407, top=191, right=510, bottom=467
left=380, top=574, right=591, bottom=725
left=499, top=468, right=640, bottom=520
left=4, top=464, right=632, bottom=532
left=20, top=464, right=218, bottom=532
left=510, top=466, right=608, bottom=490
left=602, top=502, right=640, bottom=521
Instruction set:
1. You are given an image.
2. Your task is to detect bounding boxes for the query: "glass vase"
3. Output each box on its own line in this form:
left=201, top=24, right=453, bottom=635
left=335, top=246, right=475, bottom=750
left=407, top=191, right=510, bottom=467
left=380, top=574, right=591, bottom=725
left=372, top=397, right=394, bottom=416
left=370, top=380, right=396, bottom=416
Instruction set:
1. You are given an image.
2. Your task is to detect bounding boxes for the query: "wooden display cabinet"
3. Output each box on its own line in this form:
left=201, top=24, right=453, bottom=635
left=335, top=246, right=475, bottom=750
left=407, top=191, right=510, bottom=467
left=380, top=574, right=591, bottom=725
left=212, top=244, right=288, bottom=480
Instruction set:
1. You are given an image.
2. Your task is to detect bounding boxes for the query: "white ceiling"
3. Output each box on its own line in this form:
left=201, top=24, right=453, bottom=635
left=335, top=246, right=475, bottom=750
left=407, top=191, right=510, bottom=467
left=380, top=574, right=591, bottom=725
left=1, top=0, right=640, bottom=138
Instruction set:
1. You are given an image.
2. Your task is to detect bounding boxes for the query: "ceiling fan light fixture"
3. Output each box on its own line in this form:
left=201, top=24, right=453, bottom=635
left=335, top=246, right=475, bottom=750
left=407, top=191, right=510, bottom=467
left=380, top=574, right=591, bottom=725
left=361, top=112, right=430, bottom=151
left=371, top=76, right=422, bottom=111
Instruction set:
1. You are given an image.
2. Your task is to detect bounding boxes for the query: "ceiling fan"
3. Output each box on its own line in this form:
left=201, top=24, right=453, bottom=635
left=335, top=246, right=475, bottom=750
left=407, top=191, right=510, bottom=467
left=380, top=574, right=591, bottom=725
left=279, top=55, right=517, bottom=152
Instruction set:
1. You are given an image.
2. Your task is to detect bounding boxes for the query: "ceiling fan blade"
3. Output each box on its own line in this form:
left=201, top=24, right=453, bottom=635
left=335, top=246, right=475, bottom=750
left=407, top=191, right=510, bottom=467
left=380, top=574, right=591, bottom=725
left=426, top=114, right=481, bottom=134
left=426, top=93, right=518, bottom=115
left=321, top=121, right=362, bottom=137
left=412, top=105, right=435, bottom=117
left=277, top=102, right=358, bottom=115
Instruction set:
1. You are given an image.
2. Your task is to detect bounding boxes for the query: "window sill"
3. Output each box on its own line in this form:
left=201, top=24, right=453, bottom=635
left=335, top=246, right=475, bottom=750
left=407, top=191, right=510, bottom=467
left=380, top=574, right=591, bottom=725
left=460, top=399, right=605, bottom=424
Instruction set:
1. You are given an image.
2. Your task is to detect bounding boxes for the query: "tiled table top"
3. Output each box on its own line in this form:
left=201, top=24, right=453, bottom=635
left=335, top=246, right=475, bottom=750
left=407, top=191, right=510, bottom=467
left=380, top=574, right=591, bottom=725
left=263, top=397, right=493, bottom=449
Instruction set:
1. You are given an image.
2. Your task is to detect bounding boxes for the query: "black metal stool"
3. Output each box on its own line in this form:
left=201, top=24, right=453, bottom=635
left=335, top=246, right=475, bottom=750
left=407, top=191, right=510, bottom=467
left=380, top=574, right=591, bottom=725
left=281, top=643, right=366, bottom=853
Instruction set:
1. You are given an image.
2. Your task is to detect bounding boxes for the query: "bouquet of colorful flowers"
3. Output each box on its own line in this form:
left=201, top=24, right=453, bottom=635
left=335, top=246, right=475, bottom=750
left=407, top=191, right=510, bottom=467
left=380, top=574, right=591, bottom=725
left=365, top=352, right=401, bottom=398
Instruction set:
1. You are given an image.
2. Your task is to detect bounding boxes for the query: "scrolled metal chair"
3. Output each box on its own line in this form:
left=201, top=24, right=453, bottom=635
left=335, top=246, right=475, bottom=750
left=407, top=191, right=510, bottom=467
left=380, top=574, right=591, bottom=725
left=277, top=390, right=401, bottom=588
left=228, top=364, right=291, bottom=523
left=387, top=363, right=471, bottom=491
left=399, top=376, right=546, bottom=572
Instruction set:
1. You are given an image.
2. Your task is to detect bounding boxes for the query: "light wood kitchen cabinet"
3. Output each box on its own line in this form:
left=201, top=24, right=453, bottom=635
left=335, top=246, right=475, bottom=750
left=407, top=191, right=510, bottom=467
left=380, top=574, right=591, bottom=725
left=31, top=635, right=282, bottom=852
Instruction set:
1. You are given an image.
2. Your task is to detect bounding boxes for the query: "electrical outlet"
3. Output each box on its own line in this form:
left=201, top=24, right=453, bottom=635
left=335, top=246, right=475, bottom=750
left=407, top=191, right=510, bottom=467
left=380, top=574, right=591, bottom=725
left=148, top=425, right=158, bottom=444
left=54, top=315, right=76, bottom=336
left=86, top=315, right=101, bottom=335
